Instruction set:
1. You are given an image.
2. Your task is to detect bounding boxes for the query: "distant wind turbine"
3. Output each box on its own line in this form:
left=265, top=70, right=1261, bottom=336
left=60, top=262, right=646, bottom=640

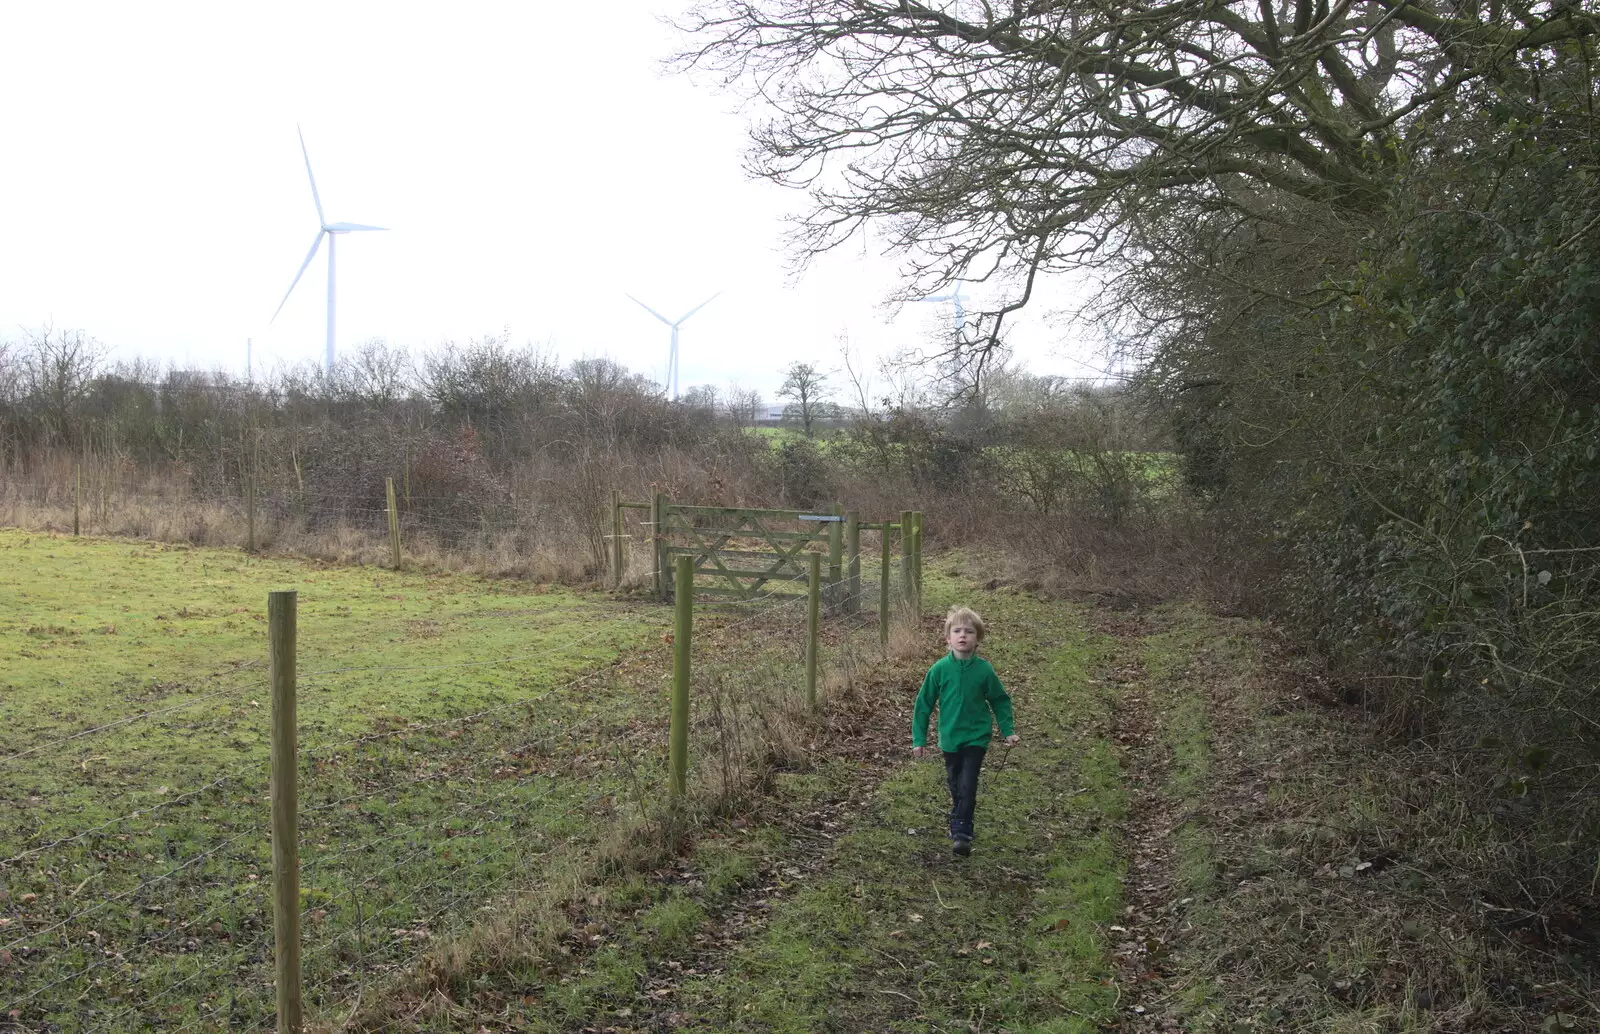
left=271, top=126, right=387, bottom=374
left=915, top=281, right=968, bottom=342
left=626, top=292, right=720, bottom=401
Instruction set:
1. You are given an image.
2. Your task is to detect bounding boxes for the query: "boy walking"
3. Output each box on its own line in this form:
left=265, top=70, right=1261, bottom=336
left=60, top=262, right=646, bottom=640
left=912, top=606, right=1018, bottom=857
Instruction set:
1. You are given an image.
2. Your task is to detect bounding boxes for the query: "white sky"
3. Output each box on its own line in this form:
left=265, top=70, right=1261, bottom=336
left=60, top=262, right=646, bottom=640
left=0, top=2, right=1110, bottom=400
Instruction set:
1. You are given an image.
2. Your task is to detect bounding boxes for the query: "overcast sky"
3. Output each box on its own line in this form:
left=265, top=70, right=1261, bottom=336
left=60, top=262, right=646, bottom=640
left=0, top=3, right=1110, bottom=400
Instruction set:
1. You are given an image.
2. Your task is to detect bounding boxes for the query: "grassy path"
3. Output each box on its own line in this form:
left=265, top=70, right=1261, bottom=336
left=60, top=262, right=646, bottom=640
left=673, top=587, right=1125, bottom=1033
left=450, top=580, right=1598, bottom=1034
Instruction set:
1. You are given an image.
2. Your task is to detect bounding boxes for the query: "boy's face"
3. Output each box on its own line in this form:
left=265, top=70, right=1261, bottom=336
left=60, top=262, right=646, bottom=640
left=946, top=622, right=978, bottom=658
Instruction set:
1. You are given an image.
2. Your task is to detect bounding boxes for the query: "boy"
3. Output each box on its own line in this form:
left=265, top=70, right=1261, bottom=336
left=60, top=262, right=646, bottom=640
left=911, top=606, right=1018, bottom=857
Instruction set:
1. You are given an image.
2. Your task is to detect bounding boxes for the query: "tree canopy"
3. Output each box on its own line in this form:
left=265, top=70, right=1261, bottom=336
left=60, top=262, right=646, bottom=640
left=679, top=0, right=1599, bottom=349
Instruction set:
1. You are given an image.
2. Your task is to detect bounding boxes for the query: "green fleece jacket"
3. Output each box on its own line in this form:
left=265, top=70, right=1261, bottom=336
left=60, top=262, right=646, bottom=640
left=912, top=652, right=1014, bottom=751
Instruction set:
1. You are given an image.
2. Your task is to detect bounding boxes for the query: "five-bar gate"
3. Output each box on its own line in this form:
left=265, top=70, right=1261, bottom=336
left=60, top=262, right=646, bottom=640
left=610, top=493, right=923, bottom=618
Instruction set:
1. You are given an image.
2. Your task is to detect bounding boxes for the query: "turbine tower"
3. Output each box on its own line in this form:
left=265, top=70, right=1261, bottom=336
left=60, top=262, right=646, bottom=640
left=272, top=126, right=387, bottom=373
left=915, top=281, right=968, bottom=343
left=626, top=292, right=720, bottom=401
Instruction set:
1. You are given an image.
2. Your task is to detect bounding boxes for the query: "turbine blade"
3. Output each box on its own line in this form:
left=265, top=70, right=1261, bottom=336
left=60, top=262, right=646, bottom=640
left=674, top=291, right=722, bottom=325
left=325, top=221, right=387, bottom=232
left=298, top=125, right=327, bottom=227
left=626, top=294, right=672, bottom=326
left=271, top=230, right=326, bottom=323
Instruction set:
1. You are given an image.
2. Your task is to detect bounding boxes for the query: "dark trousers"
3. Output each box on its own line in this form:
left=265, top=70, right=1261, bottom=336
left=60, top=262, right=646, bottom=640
left=942, top=745, right=987, bottom=841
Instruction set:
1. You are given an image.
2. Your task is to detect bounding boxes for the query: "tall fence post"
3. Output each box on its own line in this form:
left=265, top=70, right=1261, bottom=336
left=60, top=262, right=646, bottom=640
left=899, top=510, right=914, bottom=615
left=612, top=489, right=625, bottom=589
left=385, top=477, right=402, bottom=570
left=879, top=522, right=892, bottom=652
left=670, top=555, right=693, bottom=798
left=247, top=468, right=258, bottom=553
left=268, top=591, right=302, bottom=1034
left=652, top=492, right=667, bottom=601
left=845, top=511, right=860, bottom=616
left=252, top=435, right=263, bottom=552
left=912, top=511, right=925, bottom=616
left=73, top=462, right=81, bottom=536
left=827, top=502, right=843, bottom=604
left=806, top=550, right=821, bottom=709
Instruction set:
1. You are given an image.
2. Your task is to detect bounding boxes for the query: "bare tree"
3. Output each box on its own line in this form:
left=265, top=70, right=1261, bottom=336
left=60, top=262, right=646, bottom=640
left=338, top=339, right=414, bottom=408
left=680, top=383, right=722, bottom=418
left=726, top=383, right=764, bottom=428
left=838, top=335, right=899, bottom=467
left=677, top=0, right=1595, bottom=370
left=776, top=361, right=835, bottom=437
left=0, top=338, right=18, bottom=404
left=837, top=335, right=874, bottom=418
left=18, top=326, right=106, bottom=448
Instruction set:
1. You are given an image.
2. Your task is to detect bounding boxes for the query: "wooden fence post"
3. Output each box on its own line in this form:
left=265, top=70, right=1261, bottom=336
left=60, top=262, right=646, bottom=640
left=611, top=490, right=624, bottom=588
left=385, top=477, right=402, bottom=570
left=912, top=511, right=924, bottom=616
left=670, top=555, right=693, bottom=797
left=899, top=510, right=914, bottom=615
left=845, top=511, right=860, bottom=616
left=653, top=493, right=668, bottom=601
left=268, top=591, right=302, bottom=1034
left=879, top=522, right=892, bottom=652
left=73, top=462, right=81, bottom=536
left=806, top=550, right=821, bottom=709
left=252, top=435, right=263, bottom=553
left=247, top=468, right=257, bottom=553
left=827, top=503, right=843, bottom=602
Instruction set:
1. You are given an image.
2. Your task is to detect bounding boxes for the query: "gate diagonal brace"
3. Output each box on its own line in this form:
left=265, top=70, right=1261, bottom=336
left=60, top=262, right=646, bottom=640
left=672, top=511, right=774, bottom=598
left=662, top=508, right=838, bottom=605
left=743, top=515, right=825, bottom=594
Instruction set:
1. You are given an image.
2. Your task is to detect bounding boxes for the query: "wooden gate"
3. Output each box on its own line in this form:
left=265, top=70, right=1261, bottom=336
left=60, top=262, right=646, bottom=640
left=655, top=503, right=847, bottom=601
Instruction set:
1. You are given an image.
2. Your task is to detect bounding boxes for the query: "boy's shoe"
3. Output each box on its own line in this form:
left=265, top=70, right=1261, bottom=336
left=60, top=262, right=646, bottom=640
left=952, top=837, right=973, bottom=858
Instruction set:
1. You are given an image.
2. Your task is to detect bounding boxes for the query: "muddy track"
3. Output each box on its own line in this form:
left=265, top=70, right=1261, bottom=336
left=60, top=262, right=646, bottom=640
left=1097, top=612, right=1189, bottom=1032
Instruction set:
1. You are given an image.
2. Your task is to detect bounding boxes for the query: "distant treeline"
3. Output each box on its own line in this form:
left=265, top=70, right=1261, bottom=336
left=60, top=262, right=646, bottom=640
left=0, top=330, right=1160, bottom=568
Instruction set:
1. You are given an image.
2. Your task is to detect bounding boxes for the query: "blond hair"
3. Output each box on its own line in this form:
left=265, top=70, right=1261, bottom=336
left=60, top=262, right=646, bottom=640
left=944, top=605, right=986, bottom=641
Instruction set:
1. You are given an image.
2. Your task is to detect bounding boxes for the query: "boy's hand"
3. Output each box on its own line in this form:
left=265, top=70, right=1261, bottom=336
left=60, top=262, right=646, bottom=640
left=1003, top=734, right=1020, bottom=746
left=911, top=746, right=925, bottom=758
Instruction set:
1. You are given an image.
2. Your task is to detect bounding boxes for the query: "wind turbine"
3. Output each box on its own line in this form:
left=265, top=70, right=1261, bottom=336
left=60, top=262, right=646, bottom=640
left=915, top=281, right=968, bottom=343
left=271, top=126, right=387, bottom=373
left=626, top=292, right=720, bottom=401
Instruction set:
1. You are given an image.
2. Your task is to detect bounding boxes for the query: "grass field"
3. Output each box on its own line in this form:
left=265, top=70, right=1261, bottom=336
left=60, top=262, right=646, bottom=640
left=10, top=528, right=1584, bottom=1032
left=0, top=529, right=668, bottom=1030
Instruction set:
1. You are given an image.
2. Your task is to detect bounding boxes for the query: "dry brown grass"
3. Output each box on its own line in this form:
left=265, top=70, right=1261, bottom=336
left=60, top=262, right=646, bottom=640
left=1145, top=608, right=1600, bottom=1031
left=0, top=488, right=600, bottom=583
left=885, top=608, right=925, bottom=664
